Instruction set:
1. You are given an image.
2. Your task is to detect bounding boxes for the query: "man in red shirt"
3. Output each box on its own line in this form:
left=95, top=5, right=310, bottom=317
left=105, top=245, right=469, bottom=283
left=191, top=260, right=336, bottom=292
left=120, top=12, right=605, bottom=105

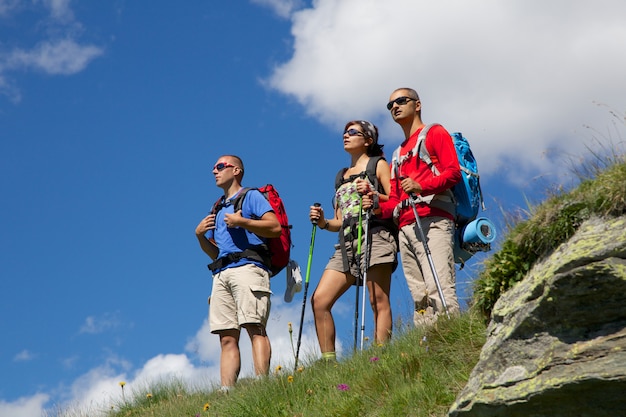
left=374, top=88, right=462, bottom=326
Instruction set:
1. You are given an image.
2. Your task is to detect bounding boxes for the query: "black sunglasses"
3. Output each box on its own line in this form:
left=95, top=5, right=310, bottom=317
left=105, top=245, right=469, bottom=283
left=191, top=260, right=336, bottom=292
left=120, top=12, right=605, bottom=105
left=213, top=162, right=237, bottom=172
left=343, top=128, right=365, bottom=137
left=386, top=96, right=417, bottom=110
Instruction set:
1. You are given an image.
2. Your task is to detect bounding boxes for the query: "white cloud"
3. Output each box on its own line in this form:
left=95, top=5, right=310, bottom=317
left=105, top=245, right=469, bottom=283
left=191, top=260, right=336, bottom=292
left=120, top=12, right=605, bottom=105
left=60, top=355, right=80, bottom=369
left=0, top=300, right=329, bottom=417
left=0, top=1, right=103, bottom=101
left=250, top=0, right=305, bottom=19
left=0, top=394, right=50, bottom=417
left=7, top=38, right=103, bottom=75
left=43, top=0, right=74, bottom=22
left=79, top=312, right=122, bottom=334
left=265, top=0, right=626, bottom=183
left=13, top=350, right=36, bottom=362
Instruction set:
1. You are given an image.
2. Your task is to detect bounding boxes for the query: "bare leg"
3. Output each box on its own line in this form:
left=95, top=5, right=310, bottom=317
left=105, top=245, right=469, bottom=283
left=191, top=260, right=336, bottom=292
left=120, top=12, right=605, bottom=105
left=310, top=269, right=353, bottom=353
left=244, top=324, right=271, bottom=376
left=366, top=264, right=393, bottom=344
left=218, top=329, right=241, bottom=387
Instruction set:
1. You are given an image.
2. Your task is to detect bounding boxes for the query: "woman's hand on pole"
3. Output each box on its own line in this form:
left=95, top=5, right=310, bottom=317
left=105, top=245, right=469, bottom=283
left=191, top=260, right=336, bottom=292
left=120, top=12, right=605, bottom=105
left=362, top=193, right=374, bottom=211
left=355, top=178, right=371, bottom=195
left=310, top=204, right=324, bottom=226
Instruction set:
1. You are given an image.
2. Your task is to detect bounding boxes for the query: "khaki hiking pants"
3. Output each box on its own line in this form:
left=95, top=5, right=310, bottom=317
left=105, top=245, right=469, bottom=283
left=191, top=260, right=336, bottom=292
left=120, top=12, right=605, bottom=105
left=398, top=217, right=459, bottom=326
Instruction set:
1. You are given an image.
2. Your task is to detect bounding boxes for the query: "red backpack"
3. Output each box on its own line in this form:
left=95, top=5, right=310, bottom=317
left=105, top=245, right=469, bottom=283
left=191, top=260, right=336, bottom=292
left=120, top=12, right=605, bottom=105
left=210, top=184, right=292, bottom=277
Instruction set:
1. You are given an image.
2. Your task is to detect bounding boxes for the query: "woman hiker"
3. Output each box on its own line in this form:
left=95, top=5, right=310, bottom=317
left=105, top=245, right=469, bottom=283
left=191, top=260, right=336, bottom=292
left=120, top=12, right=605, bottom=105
left=309, top=120, right=398, bottom=361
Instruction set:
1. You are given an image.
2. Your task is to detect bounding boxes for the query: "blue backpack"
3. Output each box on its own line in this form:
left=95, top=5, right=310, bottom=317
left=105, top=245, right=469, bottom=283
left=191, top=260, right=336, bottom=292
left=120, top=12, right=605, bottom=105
left=391, top=124, right=496, bottom=266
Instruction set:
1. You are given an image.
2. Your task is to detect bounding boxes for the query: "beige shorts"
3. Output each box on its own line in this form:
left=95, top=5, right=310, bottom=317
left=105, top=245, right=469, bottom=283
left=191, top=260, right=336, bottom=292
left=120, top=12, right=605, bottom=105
left=209, top=263, right=272, bottom=333
left=325, top=227, right=398, bottom=280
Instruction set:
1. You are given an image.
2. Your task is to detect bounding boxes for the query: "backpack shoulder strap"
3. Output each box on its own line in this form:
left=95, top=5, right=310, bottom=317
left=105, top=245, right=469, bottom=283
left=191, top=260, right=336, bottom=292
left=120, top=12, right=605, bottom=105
left=210, top=195, right=226, bottom=214
left=334, top=168, right=349, bottom=190
left=416, top=123, right=441, bottom=175
left=335, top=156, right=383, bottom=190
left=231, top=187, right=252, bottom=213
left=390, top=146, right=402, bottom=179
left=365, top=156, right=384, bottom=193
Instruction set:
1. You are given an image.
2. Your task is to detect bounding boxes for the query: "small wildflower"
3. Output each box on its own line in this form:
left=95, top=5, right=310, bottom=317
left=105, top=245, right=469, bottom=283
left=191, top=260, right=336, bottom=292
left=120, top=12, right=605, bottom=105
left=400, top=352, right=407, bottom=358
left=337, top=383, right=350, bottom=391
left=146, top=393, right=152, bottom=399
left=195, top=414, right=200, bottom=417
left=306, top=389, right=314, bottom=395
left=369, top=356, right=379, bottom=363
left=288, top=322, right=296, bottom=360
left=364, top=336, right=370, bottom=341
left=203, top=402, right=210, bottom=411
left=287, top=375, right=294, bottom=383
left=297, top=366, right=304, bottom=373
left=119, top=382, right=126, bottom=401
left=275, top=364, right=282, bottom=373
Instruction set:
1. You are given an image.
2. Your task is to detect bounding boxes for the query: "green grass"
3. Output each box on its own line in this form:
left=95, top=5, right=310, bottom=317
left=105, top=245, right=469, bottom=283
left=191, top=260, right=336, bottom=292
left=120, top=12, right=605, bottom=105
left=53, top=310, right=486, bottom=417
left=473, top=159, right=626, bottom=318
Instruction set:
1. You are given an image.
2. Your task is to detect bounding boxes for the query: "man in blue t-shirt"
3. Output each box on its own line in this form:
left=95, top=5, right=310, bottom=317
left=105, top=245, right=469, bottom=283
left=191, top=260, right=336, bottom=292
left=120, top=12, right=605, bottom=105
left=195, top=155, right=281, bottom=391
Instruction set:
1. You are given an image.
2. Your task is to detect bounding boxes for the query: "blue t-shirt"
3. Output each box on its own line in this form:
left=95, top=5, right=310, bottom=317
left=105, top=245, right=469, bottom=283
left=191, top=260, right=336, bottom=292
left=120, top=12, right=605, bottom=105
left=208, top=189, right=273, bottom=272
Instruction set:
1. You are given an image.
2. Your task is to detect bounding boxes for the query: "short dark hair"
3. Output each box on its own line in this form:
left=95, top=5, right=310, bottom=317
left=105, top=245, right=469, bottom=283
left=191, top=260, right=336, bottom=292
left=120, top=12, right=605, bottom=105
left=394, top=87, right=419, bottom=101
left=222, top=154, right=245, bottom=178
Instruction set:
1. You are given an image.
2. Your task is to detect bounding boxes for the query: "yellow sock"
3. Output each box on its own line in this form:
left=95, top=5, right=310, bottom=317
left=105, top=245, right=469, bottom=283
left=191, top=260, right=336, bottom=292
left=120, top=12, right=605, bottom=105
left=322, top=352, right=337, bottom=361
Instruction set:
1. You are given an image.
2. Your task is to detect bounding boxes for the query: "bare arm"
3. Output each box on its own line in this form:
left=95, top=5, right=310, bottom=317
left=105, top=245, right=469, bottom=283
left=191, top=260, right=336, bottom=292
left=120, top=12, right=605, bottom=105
left=376, top=159, right=392, bottom=201
left=311, top=204, right=341, bottom=232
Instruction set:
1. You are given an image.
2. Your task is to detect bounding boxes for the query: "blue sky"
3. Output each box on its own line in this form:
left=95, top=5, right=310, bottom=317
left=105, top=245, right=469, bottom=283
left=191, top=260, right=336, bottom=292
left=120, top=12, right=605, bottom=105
left=1, top=0, right=625, bottom=415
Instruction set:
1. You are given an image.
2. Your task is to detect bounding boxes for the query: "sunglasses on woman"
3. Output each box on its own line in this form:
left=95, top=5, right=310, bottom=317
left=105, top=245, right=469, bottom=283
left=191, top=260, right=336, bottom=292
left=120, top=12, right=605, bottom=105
left=343, top=128, right=365, bottom=137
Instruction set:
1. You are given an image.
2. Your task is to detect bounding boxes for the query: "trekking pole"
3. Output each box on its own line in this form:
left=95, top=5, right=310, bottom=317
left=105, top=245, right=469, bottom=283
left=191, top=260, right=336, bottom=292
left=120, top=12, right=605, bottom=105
left=353, top=197, right=363, bottom=352
left=295, top=202, right=321, bottom=369
left=407, top=194, right=450, bottom=318
left=394, top=162, right=449, bottom=319
left=359, top=209, right=371, bottom=350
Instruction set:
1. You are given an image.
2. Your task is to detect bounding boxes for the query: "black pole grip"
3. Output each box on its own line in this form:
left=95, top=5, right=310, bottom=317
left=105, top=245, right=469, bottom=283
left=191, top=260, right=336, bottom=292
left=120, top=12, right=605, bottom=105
left=312, top=202, right=321, bottom=225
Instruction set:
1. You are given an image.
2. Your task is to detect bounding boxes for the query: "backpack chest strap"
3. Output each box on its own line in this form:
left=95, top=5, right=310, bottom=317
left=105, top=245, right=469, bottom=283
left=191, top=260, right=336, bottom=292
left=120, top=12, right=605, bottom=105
left=393, top=191, right=456, bottom=219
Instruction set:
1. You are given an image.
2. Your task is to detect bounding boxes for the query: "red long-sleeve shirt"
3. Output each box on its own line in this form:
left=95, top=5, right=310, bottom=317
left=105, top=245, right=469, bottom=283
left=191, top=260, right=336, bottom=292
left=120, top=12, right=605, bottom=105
left=380, top=124, right=461, bottom=228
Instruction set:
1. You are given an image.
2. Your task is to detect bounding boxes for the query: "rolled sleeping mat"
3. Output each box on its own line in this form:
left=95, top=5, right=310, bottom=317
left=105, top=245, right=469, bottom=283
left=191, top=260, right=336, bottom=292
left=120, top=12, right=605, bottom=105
left=461, top=217, right=496, bottom=245
left=454, top=217, right=497, bottom=265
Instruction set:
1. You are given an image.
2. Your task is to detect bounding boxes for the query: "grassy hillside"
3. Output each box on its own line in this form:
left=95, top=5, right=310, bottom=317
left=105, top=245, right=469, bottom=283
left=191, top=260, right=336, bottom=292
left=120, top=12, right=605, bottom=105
left=473, top=159, right=626, bottom=318
left=54, top=310, right=486, bottom=417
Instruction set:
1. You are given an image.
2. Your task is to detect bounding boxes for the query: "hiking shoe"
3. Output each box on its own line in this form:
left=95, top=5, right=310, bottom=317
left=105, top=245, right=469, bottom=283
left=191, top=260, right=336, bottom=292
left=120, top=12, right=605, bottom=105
left=218, top=386, right=232, bottom=395
left=284, top=260, right=302, bottom=303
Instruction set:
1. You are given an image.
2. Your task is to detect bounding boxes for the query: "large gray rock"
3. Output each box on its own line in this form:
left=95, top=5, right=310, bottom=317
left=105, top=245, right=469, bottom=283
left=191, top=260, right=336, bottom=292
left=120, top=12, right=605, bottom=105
left=449, top=216, right=626, bottom=417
